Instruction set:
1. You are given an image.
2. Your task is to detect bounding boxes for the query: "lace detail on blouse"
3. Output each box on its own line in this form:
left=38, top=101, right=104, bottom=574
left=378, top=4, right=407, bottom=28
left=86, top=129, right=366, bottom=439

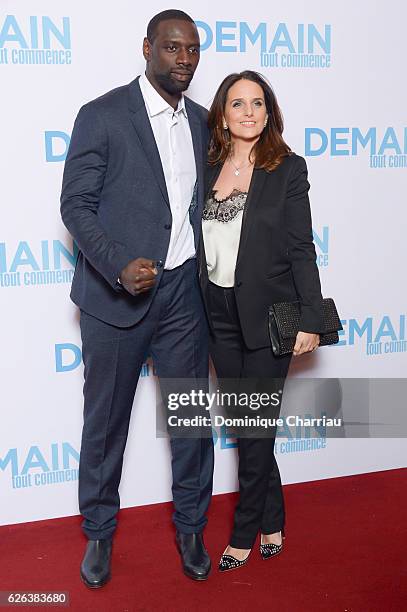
left=203, top=189, right=247, bottom=223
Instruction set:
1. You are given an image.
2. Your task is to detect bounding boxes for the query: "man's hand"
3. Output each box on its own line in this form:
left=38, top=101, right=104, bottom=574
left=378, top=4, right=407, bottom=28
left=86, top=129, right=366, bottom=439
left=119, top=258, right=158, bottom=296
left=293, top=331, right=320, bottom=356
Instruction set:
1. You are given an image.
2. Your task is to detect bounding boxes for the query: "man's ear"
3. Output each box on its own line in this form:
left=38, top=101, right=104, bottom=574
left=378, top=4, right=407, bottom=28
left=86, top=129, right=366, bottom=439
left=143, top=37, right=151, bottom=62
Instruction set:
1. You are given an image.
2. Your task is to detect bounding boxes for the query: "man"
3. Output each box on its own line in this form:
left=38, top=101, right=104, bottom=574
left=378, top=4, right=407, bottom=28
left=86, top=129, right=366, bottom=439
left=60, top=10, right=213, bottom=587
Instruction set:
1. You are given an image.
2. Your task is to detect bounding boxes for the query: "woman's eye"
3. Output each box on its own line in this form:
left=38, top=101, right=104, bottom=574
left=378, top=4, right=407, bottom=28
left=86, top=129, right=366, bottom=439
left=232, top=102, right=241, bottom=108
left=254, top=100, right=263, bottom=107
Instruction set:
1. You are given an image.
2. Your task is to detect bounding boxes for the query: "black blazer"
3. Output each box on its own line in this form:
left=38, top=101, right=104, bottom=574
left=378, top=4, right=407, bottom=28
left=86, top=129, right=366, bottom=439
left=199, top=153, right=324, bottom=350
left=60, top=77, right=208, bottom=327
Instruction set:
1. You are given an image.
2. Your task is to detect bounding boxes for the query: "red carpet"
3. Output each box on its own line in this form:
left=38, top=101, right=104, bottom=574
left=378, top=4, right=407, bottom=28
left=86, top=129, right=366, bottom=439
left=1, top=469, right=406, bottom=611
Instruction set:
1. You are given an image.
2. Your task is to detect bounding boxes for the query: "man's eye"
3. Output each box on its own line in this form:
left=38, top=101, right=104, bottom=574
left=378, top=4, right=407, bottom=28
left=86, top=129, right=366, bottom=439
left=167, top=45, right=177, bottom=52
left=189, top=47, right=199, bottom=54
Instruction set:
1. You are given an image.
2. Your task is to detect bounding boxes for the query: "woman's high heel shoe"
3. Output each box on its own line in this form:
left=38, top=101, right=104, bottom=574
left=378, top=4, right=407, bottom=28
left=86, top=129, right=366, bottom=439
left=218, top=548, right=252, bottom=572
left=259, top=530, right=284, bottom=560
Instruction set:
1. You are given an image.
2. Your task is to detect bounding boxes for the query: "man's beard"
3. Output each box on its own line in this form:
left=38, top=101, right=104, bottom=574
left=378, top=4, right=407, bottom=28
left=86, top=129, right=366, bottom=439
left=155, top=71, right=193, bottom=95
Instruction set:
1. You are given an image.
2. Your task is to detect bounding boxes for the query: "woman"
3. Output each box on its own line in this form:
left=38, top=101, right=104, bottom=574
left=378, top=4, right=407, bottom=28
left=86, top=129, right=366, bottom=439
left=200, top=71, right=324, bottom=571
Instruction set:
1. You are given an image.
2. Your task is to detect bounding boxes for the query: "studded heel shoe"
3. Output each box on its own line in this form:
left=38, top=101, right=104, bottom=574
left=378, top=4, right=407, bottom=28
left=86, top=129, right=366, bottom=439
left=218, top=548, right=252, bottom=572
left=259, top=530, right=284, bottom=560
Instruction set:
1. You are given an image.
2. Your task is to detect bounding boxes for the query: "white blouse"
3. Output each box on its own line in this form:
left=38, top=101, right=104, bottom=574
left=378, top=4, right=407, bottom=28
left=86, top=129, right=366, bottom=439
left=202, top=189, right=248, bottom=287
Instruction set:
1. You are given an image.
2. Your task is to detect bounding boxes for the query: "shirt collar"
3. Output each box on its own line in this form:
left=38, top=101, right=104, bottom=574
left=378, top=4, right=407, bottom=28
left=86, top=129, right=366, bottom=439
left=139, top=72, right=187, bottom=118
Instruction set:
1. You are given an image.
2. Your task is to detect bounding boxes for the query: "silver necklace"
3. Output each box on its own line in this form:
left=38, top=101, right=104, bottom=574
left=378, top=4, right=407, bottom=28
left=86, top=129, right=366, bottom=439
left=229, top=157, right=253, bottom=176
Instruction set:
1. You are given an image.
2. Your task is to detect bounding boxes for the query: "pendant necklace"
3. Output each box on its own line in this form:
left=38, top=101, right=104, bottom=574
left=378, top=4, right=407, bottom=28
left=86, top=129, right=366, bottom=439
left=229, top=157, right=252, bottom=176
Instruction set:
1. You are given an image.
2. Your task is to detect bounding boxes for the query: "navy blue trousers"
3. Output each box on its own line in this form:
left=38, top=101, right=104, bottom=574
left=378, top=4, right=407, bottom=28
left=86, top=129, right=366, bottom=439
left=78, top=259, right=214, bottom=540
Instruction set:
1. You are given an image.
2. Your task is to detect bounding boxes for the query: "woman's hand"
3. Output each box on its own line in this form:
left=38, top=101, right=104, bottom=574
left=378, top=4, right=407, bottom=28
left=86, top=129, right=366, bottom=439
left=293, top=332, right=320, bottom=356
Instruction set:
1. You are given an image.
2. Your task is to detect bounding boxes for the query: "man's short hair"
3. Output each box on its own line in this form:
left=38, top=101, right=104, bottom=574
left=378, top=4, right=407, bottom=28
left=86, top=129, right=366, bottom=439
left=147, top=10, right=195, bottom=42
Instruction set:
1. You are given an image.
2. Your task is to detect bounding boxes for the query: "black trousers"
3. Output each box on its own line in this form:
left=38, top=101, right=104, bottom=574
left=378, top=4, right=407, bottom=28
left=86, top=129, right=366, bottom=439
left=79, top=259, right=214, bottom=540
left=208, top=281, right=291, bottom=549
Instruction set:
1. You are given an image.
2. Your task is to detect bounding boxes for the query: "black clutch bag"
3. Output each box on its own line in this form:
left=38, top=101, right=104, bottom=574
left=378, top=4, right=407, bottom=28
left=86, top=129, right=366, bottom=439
left=268, top=298, right=342, bottom=356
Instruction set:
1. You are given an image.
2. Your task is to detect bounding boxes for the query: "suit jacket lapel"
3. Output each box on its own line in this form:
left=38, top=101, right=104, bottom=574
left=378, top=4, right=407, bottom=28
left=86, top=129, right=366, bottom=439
left=128, top=78, right=170, bottom=208
left=204, top=163, right=222, bottom=199
left=199, top=163, right=220, bottom=282
left=236, top=168, right=267, bottom=267
left=185, top=99, right=204, bottom=210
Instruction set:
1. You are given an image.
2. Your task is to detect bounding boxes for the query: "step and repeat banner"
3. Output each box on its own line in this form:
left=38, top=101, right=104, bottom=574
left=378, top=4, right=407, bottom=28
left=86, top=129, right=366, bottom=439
left=1, top=1, right=406, bottom=526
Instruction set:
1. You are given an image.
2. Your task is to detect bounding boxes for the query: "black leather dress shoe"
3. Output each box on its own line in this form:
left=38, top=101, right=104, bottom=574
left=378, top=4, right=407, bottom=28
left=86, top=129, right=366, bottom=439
left=175, top=532, right=211, bottom=581
left=80, top=538, right=112, bottom=588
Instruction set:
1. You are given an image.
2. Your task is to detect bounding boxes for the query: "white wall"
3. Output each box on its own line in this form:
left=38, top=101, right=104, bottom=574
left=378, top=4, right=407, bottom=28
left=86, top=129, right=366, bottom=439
left=1, top=0, right=406, bottom=526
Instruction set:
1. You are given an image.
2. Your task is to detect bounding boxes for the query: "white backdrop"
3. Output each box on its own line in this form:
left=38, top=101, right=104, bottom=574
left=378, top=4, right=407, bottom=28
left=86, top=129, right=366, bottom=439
left=1, top=0, right=406, bottom=526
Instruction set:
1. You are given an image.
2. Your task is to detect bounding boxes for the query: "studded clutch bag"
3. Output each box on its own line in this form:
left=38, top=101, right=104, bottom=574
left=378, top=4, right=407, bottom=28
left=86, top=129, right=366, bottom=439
left=268, top=298, right=342, bottom=356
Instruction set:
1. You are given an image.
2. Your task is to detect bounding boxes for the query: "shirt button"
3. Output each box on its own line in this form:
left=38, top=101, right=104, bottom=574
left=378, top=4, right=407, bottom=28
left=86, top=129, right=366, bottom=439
left=236, top=280, right=242, bottom=287
left=156, top=260, right=164, bottom=268
left=164, top=223, right=171, bottom=230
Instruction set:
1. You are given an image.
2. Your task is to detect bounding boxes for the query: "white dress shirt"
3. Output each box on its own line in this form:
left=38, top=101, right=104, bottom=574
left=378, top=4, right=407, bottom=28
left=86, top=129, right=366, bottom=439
left=139, top=72, right=196, bottom=270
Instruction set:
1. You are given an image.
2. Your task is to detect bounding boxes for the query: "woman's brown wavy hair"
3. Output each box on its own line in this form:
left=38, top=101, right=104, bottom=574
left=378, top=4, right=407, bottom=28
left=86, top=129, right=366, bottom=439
left=208, top=70, right=291, bottom=171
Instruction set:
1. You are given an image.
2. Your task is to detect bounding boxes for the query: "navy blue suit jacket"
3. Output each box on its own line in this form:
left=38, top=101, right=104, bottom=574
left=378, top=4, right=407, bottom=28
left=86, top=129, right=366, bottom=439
left=60, top=77, right=208, bottom=327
